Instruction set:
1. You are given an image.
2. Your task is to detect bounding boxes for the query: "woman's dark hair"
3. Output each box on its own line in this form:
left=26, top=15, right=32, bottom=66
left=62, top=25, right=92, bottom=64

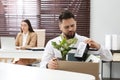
left=21, top=19, right=34, bottom=32
left=59, top=10, right=75, bottom=22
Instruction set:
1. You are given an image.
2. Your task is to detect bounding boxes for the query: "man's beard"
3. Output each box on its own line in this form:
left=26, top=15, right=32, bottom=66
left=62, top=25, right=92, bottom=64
left=64, top=32, right=75, bottom=39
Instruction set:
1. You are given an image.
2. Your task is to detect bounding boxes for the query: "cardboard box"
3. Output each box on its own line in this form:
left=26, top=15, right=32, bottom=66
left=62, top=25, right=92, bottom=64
left=58, top=61, right=99, bottom=80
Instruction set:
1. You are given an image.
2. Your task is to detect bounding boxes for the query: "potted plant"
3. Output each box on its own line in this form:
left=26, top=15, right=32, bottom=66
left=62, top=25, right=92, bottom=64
left=52, top=36, right=78, bottom=60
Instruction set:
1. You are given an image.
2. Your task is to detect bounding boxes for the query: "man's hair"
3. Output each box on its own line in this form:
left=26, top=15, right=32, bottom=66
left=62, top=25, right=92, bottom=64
left=59, top=10, right=75, bottom=22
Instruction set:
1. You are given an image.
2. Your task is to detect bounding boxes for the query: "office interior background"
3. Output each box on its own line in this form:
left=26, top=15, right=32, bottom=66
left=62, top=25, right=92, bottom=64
left=0, top=0, right=90, bottom=45
left=0, top=0, right=120, bottom=79
left=91, top=0, right=120, bottom=78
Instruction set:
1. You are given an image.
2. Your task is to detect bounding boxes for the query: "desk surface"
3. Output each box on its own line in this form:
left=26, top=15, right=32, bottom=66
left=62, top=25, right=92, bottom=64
left=0, top=63, right=95, bottom=80
left=0, top=49, right=43, bottom=59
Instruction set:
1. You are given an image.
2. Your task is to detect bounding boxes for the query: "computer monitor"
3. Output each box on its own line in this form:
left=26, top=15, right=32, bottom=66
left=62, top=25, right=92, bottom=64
left=0, top=36, right=16, bottom=50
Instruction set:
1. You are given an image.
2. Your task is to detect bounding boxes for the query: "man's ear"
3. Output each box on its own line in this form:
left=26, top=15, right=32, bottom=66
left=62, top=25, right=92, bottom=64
left=59, top=23, right=62, bottom=31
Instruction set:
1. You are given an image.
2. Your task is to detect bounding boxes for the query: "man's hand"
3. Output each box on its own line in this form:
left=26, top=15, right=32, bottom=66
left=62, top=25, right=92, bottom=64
left=47, top=58, right=58, bottom=69
left=84, top=38, right=100, bottom=50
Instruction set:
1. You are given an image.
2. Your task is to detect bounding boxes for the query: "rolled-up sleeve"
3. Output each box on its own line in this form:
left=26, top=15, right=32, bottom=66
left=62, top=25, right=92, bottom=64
left=89, top=45, right=113, bottom=61
left=98, top=45, right=113, bottom=61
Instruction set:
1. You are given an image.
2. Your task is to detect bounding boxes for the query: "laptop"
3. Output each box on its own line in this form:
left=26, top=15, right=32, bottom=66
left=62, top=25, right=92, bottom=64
left=26, top=47, right=44, bottom=51
left=0, top=36, right=16, bottom=50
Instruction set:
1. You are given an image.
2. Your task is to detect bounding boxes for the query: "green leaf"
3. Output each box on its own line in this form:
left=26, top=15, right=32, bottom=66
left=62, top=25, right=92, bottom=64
left=52, top=36, right=78, bottom=60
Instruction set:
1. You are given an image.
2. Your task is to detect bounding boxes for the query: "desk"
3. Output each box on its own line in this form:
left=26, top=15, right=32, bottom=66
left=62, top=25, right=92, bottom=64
left=0, top=49, right=43, bottom=59
left=0, top=62, right=95, bottom=80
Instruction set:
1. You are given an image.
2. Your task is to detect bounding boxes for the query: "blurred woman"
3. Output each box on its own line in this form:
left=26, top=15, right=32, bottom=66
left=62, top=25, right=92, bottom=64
left=14, top=19, right=37, bottom=65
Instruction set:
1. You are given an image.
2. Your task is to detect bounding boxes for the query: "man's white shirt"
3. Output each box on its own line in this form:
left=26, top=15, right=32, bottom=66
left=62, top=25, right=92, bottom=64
left=40, top=33, right=113, bottom=68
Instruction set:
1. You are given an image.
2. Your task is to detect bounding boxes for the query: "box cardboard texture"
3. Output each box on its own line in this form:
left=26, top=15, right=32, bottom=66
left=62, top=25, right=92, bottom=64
left=58, top=61, right=99, bottom=80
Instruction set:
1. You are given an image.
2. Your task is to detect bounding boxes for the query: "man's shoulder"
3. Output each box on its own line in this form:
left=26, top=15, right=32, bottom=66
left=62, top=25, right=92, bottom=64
left=49, top=36, right=61, bottom=42
left=75, top=33, right=88, bottom=40
left=46, top=36, right=61, bottom=45
left=45, top=36, right=61, bottom=47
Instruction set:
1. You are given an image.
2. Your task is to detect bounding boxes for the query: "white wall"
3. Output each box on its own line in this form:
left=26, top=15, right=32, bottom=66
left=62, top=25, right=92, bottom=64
left=91, top=0, right=120, bottom=78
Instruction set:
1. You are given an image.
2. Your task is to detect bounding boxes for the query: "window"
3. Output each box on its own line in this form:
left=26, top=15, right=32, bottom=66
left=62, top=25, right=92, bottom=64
left=0, top=0, right=90, bottom=44
left=0, top=0, right=40, bottom=36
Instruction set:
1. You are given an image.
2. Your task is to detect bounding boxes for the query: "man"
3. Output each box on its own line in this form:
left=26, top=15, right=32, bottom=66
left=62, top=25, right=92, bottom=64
left=40, top=10, right=112, bottom=69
